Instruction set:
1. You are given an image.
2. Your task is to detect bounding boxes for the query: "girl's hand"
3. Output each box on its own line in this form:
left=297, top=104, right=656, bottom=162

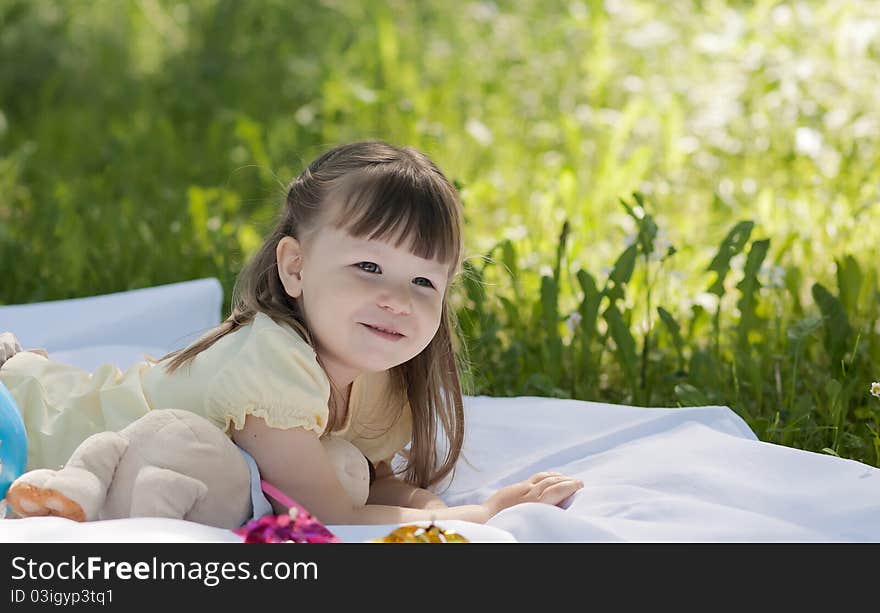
left=484, top=471, right=584, bottom=518
left=0, top=332, right=48, bottom=369
left=0, top=332, right=23, bottom=368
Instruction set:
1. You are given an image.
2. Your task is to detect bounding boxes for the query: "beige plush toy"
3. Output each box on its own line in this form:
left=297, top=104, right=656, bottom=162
left=6, top=409, right=372, bottom=529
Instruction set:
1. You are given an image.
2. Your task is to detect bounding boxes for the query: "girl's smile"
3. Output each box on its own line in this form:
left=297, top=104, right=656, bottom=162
left=359, top=322, right=406, bottom=340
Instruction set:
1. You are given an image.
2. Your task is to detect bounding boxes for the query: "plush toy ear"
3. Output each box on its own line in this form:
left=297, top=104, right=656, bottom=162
left=321, top=437, right=370, bottom=507
left=0, top=383, right=27, bottom=501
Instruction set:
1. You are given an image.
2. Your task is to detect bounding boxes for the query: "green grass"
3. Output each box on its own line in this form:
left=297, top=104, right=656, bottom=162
left=456, top=195, right=880, bottom=467
left=1, top=0, right=879, bottom=466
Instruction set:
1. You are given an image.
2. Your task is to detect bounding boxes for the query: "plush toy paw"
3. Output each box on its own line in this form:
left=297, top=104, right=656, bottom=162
left=322, top=437, right=371, bottom=507
left=7, top=472, right=87, bottom=522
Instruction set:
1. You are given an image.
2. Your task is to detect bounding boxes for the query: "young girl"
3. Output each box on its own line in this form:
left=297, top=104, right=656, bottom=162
left=0, top=140, right=583, bottom=526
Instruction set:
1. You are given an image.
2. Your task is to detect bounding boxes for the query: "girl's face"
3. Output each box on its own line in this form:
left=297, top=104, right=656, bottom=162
left=277, top=224, right=449, bottom=387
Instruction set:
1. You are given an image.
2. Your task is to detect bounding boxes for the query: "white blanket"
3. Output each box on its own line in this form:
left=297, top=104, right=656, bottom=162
left=2, top=279, right=878, bottom=542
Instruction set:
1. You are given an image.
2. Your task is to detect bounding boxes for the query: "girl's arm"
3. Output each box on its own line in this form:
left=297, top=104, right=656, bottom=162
left=233, top=415, right=583, bottom=526
left=367, top=464, right=448, bottom=510
left=232, top=414, right=486, bottom=525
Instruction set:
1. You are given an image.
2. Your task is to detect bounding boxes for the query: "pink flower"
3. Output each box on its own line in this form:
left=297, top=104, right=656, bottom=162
left=234, top=507, right=341, bottom=544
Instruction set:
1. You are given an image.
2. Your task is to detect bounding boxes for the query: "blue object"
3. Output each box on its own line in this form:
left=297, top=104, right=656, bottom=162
left=0, top=382, right=27, bottom=500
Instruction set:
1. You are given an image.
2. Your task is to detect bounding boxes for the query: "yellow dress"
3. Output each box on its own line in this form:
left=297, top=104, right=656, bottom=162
left=0, top=312, right=412, bottom=472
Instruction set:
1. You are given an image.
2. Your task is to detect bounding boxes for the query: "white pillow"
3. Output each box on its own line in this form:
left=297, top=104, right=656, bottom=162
left=0, top=278, right=223, bottom=368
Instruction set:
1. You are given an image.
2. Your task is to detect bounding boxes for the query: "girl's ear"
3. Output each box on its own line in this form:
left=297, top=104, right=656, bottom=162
left=276, top=236, right=305, bottom=298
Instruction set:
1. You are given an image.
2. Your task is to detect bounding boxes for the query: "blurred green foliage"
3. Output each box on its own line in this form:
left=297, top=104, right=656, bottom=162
left=1, top=0, right=879, bottom=465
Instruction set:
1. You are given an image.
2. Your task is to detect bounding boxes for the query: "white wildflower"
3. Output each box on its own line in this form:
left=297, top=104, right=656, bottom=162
left=465, top=118, right=493, bottom=146
left=294, top=105, right=315, bottom=126
left=351, top=84, right=377, bottom=104
left=871, top=382, right=880, bottom=398
left=730, top=252, right=747, bottom=273
left=718, top=178, right=735, bottom=201
left=824, top=108, right=849, bottom=132
left=502, top=225, right=528, bottom=241
left=693, top=292, right=719, bottom=311
left=761, top=264, right=786, bottom=289
left=678, top=135, right=700, bottom=154
left=772, top=4, right=792, bottom=26
left=622, top=75, right=644, bottom=93
left=795, top=127, right=822, bottom=158
left=566, top=311, right=583, bottom=333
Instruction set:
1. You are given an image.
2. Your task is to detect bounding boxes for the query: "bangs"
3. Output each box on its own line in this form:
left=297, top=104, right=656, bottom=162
left=325, top=166, right=462, bottom=269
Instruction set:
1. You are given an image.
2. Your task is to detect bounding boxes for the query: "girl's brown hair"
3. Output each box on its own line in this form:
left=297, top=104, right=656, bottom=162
left=154, top=140, right=467, bottom=489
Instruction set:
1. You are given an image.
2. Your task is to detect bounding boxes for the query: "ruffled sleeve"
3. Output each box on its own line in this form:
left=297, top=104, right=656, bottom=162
left=206, top=316, right=331, bottom=436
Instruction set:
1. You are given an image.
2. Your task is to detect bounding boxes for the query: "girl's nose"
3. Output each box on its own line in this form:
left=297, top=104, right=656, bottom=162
left=378, top=285, right=412, bottom=315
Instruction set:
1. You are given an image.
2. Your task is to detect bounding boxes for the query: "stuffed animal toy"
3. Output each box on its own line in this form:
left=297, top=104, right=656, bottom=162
left=6, top=409, right=373, bottom=529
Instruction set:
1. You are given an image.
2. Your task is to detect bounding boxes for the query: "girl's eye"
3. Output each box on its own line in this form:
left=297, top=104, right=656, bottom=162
left=413, top=277, right=435, bottom=289
left=355, top=262, right=434, bottom=288
left=356, top=262, right=381, bottom=273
